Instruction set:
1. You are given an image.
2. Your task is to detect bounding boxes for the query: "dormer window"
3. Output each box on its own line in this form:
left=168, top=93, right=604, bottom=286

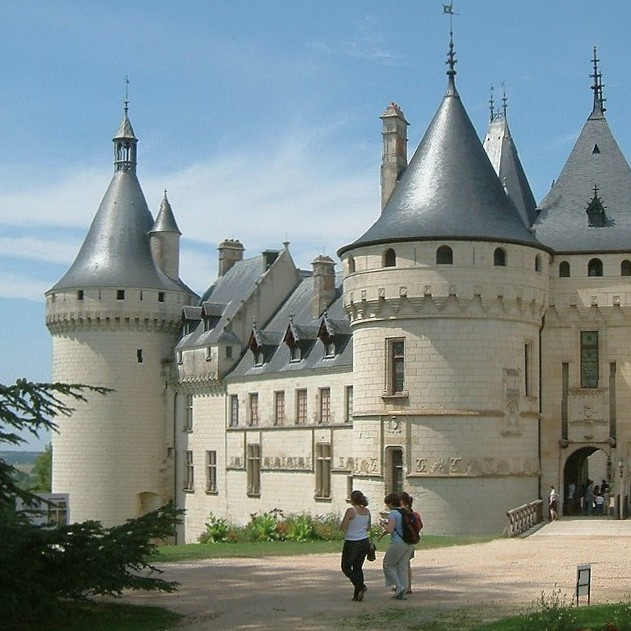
left=290, top=344, right=302, bottom=362
left=254, top=349, right=265, bottom=366
left=324, top=340, right=335, bottom=358
left=586, top=186, right=607, bottom=227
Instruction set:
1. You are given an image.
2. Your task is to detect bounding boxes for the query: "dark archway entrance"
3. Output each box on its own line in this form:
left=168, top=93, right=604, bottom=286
left=563, top=447, right=611, bottom=516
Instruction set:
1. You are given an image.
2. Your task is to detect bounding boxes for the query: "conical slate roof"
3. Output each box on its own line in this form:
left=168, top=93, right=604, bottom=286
left=533, top=104, right=631, bottom=253
left=483, top=113, right=537, bottom=228
left=338, top=72, right=539, bottom=256
left=151, top=190, right=182, bottom=234
left=50, top=111, right=183, bottom=292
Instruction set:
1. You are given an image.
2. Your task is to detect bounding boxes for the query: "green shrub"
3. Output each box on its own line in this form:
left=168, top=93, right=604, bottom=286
left=514, top=590, right=578, bottom=631
left=198, top=514, right=230, bottom=543
left=244, top=508, right=285, bottom=542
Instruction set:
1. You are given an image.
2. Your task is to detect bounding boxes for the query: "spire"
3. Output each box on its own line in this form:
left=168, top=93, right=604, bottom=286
left=113, top=77, right=138, bottom=173
left=590, top=47, right=606, bottom=117
left=501, top=82, right=508, bottom=118
left=489, top=85, right=495, bottom=122
left=445, top=18, right=457, bottom=93
left=151, top=189, right=182, bottom=234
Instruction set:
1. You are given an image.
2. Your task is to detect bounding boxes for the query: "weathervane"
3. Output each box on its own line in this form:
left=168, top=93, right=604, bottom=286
left=124, top=75, right=130, bottom=114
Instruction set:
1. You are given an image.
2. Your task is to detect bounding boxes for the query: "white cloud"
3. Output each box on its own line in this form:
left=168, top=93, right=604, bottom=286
left=0, top=123, right=382, bottom=300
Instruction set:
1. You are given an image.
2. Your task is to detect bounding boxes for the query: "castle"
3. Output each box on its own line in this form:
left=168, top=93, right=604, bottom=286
left=47, top=39, right=631, bottom=541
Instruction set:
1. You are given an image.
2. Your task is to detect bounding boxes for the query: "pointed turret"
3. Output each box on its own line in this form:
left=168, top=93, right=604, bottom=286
left=534, top=50, right=631, bottom=252
left=339, top=34, right=536, bottom=256
left=49, top=104, right=182, bottom=292
left=150, top=190, right=182, bottom=280
left=483, top=86, right=537, bottom=227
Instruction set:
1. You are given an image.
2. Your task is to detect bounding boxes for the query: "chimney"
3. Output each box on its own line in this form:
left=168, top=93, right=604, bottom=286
left=380, top=102, right=408, bottom=211
left=217, top=239, right=244, bottom=277
left=311, top=255, right=336, bottom=318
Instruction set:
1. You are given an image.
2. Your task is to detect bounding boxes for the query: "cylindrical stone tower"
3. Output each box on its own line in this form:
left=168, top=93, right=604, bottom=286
left=338, top=42, right=550, bottom=535
left=46, top=103, right=197, bottom=526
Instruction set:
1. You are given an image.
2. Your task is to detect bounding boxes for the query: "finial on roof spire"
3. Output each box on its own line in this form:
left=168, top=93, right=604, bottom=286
left=124, top=75, right=130, bottom=115
left=502, top=82, right=508, bottom=118
left=590, top=47, right=607, bottom=116
left=443, top=3, right=458, bottom=88
left=489, top=85, right=495, bottom=121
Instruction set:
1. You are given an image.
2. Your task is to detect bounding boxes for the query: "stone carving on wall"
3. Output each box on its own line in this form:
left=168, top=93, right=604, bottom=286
left=503, top=399, right=520, bottom=434
left=414, top=456, right=537, bottom=477
left=261, top=456, right=311, bottom=471
left=386, top=417, right=402, bottom=434
left=352, top=457, right=379, bottom=474
left=227, top=456, right=245, bottom=470
left=334, top=457, right=355, bottom=472
left=568, top=389, right=607, bottom=442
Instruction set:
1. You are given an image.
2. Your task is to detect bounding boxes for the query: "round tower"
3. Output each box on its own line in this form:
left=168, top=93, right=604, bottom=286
left=46, top=102, right=197, bottom=526
left=338, top=38, right=550, bottom=535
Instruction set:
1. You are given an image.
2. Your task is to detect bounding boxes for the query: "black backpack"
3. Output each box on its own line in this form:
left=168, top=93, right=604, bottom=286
left=396, top=508, right=422, bottom=544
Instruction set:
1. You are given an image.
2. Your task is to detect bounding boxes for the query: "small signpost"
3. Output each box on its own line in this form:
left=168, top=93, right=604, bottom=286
left=576, top=563, right=591, bottom=606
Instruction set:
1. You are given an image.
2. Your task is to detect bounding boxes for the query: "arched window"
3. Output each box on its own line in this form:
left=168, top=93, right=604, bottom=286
left=347, top=256, right=356, bottom=273
left=559, top=261, right=570, bottom=277
left=494, top=247, right=506, bottom=267
left=588, top=258, right=603, bottom=277
left=535, top=254, right=542, bottom=272
left=436, top=245, right=453, bottom=265
left=383, top=248, right=396, bottom=268
left=621, top=260, right=631, bottom=276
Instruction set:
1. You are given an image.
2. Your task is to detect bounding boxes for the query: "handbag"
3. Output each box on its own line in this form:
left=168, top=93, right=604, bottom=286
left=367, top=538, right=377, bottom=562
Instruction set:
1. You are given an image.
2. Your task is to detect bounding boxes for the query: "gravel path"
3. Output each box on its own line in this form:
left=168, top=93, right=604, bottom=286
left=116, top=518, right=631, bottom=630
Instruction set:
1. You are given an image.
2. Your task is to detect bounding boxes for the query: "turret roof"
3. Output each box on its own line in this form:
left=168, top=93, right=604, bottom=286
left=151, top=190, right=182, bottom=235
left=483, top=112, right=537, bottom=228
left=338, top=48, right=539, bottom=257
left=49, top=109, right=185, bottom=293
left=533, top=52, right=631, bottom=253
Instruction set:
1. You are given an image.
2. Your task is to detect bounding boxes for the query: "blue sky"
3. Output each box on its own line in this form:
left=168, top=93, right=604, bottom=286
left=2, top=0, right=631, bottom=448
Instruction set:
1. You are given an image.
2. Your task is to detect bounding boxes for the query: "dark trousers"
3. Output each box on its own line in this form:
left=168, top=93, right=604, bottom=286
left=341, top=539, right=369, bottom=595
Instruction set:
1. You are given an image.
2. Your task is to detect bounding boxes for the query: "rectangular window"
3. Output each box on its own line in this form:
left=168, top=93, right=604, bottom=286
left=225, top=346, right=233, bottom=359
left=274, top=391, right=285, bottom=425
left=296, top=389, right=307, bottom=424
left=117, top=289, right=125, bottom=300
left=136, top=349, right=143, bottom=363
left=247, top=444, right=261, bottom=496
left=184, top=394, right=193, bottom=432
left=581, top=331, right=599, bottom=388
left=388, top=339, right=405, bottom=394
left=248, top=393, right=259, bottom=426
left=158, top=292, right=165, bottom=303
left=77, top=290, right=84, bottom=301
left=184, top=450, right=194, bottom=491
left=229, top=395, right=239, bottom=427
left=315, top=443, right=332, bottom=499
left=206, top=450, right=217, bottom=493
left=319, top=388, right=331, bottom=424
left=385, top=447, right=404, bottom=494
left=345, top=386, right=353, bottom=422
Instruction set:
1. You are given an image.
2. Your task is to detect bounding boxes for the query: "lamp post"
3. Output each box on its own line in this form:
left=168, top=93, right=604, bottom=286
left=619, top=459, right=624, bottom=520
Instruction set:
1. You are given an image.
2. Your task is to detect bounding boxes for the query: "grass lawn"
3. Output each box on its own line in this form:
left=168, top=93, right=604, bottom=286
left=147, top=534, right=496, bottom=563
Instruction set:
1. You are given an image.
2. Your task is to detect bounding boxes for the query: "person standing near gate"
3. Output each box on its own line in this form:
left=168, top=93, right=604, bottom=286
left=549, top=485, right=559, bottom=521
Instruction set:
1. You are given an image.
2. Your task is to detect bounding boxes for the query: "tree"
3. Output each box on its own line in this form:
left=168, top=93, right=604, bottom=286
left=32, top=443, right=52, bottom=492
left=0, top=379, right=182, bottom=626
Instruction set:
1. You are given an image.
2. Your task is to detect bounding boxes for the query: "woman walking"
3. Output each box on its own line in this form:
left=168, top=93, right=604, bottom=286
left=340, top=490, right=371, bottom=601
left=381, top=492, right=414, bottom=600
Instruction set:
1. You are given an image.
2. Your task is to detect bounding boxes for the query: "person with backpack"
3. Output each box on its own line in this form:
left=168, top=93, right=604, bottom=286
left=399, top=492, right=423, bottom=594
left=381, top=492, right=415, bottom=600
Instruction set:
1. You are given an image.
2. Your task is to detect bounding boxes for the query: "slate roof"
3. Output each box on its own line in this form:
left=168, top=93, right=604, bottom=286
left=178, top=254, right=283, bottom=348
left=483, top=113, right=538, bottom=227
left=49, top=110, right=190, bottom=294
left=533, top=104, right=631, bottom=253
left=228, top=272, right=352, bottom=378
left=151, top=191, right=181, bottom=234
left=339, top=72, right=540, bottom=257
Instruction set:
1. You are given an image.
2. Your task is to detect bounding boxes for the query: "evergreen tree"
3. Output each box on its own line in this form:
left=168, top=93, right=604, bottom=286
left=0, top=379, right=182, bottom=626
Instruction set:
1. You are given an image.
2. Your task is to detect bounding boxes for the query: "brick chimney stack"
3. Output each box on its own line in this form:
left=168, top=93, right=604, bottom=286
left=380, top=102, right=408, bottom=211
left=311, top=255, right=336, bottom=318
left=217, top=239, right=244, bottom=277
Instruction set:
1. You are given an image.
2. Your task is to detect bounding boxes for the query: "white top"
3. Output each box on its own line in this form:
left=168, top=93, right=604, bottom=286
left=345, top=508, right=370, bottom=541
